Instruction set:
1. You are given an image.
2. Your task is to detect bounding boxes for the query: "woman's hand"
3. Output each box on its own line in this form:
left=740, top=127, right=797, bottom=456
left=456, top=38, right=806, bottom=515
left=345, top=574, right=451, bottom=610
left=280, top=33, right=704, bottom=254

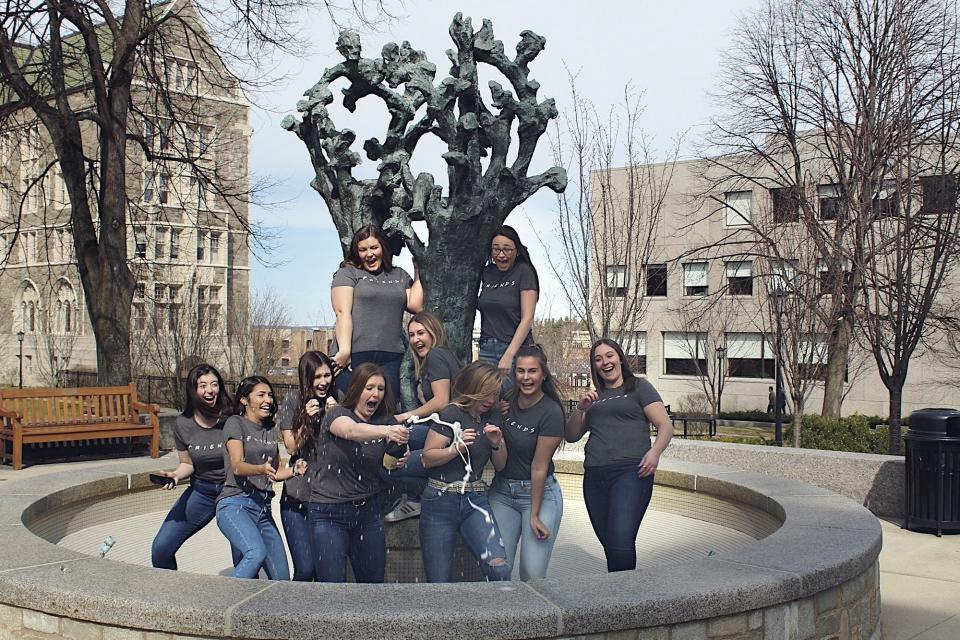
left=305, top=398, right=321, bottom=417
left=158, top=470, right=178, bottom=490
left=483, top=424, right=503, bottom=447
left=577, top=390, right=599, bottom=412
left=331, top=351, right=350, bottom=373
left=325, top=396, right=338, bottom=411
left=497, top=352, right=513, bottom=377
left=530, top=515, right=550, bottom=540
left=638, top=449, right=661, bottom=478
left=260, top=457, right=278, bottom=481
left=396, top=449, right=411, bottom=470
left=456, top=428, right=478, bottom=452
left=498, top=400, right=511, bottom=416
left=293, top=458, right=308, bottom=476
left=394, top=411, right=411, bottom=423
left=384, top=425, right=410, bottom=445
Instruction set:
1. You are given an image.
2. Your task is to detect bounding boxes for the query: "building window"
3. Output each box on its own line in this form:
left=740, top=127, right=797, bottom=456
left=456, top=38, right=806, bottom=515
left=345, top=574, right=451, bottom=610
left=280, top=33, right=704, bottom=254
left=134, top=227, right=147, bottom=259
left=622, top=331, right=646, bottom=374
left=872, top=181, right=899, bottom=217
left=132, top=304, right=146, bottom=332
left=724, top=190, right=752, bottom=227
left=771, top=259, right=798, bottom=292
left=282, top=339, right=290, bottom=350
left=663, top=331, right=707, bottom=376
left=306, top=339, right=313, bottom=350
left=726, top=332, right=775, bottom=378
left=798, top=335, right=828, bottom=380
left=771, top=186, right=800, bottom=223
left=819, top=184, right=840, bottom=220
left=135, top=282, right=146, bottom=299
left=198, top=286, right=206, bottom=303
left=154, top=227, right=166, bottom=259
left=143, top=171, right=168, bottom=204
left=196, top=231, right=207, bottom=261
left=281, top=357, right=291, bottom=367
left=605, top=265, right=627, bottom=298
left=644, top=263, right=667, bottom=297
left=169, top=230, right=180, bottom=259
left=920, top=174, right=958, bottom=214
left=725, top=261, right=753, bottom=296
left=682, top=262, right=708, bottom=296
left=209, top=232, right=220, bottom=262
left=818, top=259, right=850, bottom=295
left=154, top=283, right=166, bottom=300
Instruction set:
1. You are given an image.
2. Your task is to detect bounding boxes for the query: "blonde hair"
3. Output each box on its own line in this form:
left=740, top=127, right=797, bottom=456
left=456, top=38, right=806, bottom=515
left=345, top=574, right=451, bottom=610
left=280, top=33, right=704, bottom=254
left=450, top=361, right=503, bottom=411
left=408, top=311, right=450, bottom=378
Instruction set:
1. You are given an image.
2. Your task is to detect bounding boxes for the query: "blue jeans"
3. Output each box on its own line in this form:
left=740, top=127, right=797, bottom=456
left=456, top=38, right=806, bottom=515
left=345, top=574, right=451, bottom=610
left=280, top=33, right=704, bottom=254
left=582, top=462, right=655, bottom=572
left=152, top=478, right=241, bottom=570
left=215, top=491, right=289, bottom=580
left=488, top=475, right=564, bottom=581
left=336, top=350, right=402, bottom=399
left=419, top=485, right=512, bottom=582
left=308, top=496, right=385, bottom=583
left=381, top=424, right=429, bottom=500
left=280, top=495, right=314, bottom=581
left=477, top=337, right=515, bottom=387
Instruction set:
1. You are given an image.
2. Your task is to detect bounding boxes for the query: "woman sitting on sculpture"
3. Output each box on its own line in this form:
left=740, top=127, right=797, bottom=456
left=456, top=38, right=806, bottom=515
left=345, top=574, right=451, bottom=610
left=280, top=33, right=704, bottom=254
left=305, top=363, right=410, bottom=582
left=151, top=363, right=239, bottom=571
left=419, top=361, right=512, bottom=582
left=489, top=345, right=565, bottom=581
left=216, top=376, right=304, bottom=580
left=565, top=338, right=673, bottom=572
left=331, top=224, right=423, bottom=398
left=476, top=225, right=539, bottom=378
left=276, top=351, right=341, bottom=581
left=383, top=311, right=464, bottom=524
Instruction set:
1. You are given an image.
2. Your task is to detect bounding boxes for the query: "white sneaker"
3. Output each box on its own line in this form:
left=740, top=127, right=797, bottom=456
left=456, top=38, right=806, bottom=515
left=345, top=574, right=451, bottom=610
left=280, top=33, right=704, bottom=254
left=384, top=498, right=421, bottom=523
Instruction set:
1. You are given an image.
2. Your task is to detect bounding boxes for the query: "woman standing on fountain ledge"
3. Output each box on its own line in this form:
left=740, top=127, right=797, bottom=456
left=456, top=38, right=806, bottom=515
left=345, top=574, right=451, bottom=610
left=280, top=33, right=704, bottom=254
left=476, top=225, right=539, bottom=378
left=331, top=224, right=423, bottom=399
left=420, top=361, right=512, bottom=582
left=565, top=338, right=674, bottom=573
left=151, top=364, right=239, bottom=571
left=489, top=345, right=565, bottom=581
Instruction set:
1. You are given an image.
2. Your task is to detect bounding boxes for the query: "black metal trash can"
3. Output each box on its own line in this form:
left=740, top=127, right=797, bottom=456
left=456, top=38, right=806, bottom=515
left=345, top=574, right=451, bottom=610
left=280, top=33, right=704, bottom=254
left=903, top=408, right=960, bottom=536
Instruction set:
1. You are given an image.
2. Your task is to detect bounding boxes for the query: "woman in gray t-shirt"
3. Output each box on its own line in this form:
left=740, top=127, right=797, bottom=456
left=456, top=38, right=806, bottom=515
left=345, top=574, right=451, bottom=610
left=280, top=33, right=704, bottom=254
left=215, top=376, right=305, bottom=580
left=330, top=224, right=423, bottom=398
left=565, top=338, right=674, bottom=573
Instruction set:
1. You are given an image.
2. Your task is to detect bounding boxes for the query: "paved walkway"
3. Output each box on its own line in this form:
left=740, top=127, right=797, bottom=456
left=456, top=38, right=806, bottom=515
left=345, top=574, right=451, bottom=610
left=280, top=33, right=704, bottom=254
left=1, top=454, right=958, bottom=639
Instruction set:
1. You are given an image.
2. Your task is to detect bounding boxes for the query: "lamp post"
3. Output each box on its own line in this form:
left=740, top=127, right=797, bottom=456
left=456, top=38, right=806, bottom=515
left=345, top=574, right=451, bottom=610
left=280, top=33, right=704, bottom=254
left=770, top=288, right=786, bottom=447
left=16, top=330, right=25, bottom=389
left=715, top=345, right=726, bottom=413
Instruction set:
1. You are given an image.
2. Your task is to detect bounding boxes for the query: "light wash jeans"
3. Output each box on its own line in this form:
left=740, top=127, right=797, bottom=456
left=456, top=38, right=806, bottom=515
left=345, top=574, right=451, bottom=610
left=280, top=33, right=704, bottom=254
left=488, top=474, right=564, bottom=580
left=215, top=491, right=290, bottom=580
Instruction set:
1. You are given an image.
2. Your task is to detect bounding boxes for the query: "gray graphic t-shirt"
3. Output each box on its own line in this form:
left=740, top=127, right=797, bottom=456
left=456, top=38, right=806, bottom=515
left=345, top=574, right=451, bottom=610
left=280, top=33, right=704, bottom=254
left=277, top=389, right=342, bottom=502
left=476, top=261, right=538, bottom=344
left=583, top=379, right=662, bottom=467
left=331, top=264, right=413, bottom=354
left=497, top=396, right=564, bottom=480
left=173, top=415, right=226, bottom=484
left=308, top=406, right=389, bottom=504
left=217, top=415, right=280, bottom=501
left=428, top=405, right=502, bottom=483
left=419, top=347, right=462, bottom=402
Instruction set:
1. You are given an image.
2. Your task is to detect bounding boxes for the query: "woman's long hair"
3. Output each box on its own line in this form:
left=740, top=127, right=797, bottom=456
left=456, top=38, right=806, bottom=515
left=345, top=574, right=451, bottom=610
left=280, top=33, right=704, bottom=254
left=292, top=351, right=336, bottom=452
left=408, top=311, right=450, bottom=378
left=233, top=375, right=278, bottom=427
left=450, top=361, right=503, bottom=412
left=589, top=338, right=637, bottom=393
left=507, top=344, right=565, bottom=416
left=341, top=363, right=396, bottom=420
left=342, top=224, right=394, bottom=272
left=487, top=224, right=539, bottom=289
left=182, top=363, right=231, bottom=420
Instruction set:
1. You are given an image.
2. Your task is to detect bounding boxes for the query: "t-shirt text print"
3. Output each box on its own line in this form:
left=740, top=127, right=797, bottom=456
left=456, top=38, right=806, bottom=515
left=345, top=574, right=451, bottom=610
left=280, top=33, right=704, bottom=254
left=331, top=264, right=413, bottom=354
left=583, top=379, right=662, bottom=468
left=173, top=414, right=227, bottom=484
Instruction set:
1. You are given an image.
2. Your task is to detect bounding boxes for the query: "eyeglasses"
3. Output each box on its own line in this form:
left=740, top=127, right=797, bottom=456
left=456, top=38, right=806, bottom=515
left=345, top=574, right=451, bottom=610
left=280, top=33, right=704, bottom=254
left=491, top=246, right=516, bottom=255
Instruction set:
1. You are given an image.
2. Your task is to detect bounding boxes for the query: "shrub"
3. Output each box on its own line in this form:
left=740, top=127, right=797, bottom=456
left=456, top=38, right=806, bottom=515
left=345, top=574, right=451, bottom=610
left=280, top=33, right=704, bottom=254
left=784, top=413, right=894, bottom=455
left=717, top=410, right=794, bottom=423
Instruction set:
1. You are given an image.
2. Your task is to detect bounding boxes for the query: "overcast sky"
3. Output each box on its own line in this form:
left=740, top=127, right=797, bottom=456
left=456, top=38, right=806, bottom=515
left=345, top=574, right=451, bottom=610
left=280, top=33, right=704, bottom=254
left=247, top=0, right=759, bottom=326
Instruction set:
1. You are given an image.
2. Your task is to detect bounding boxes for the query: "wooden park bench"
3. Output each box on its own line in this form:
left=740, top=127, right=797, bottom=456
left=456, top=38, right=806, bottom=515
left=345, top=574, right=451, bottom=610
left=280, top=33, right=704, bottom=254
left=0, top=383, right=160, bottom=470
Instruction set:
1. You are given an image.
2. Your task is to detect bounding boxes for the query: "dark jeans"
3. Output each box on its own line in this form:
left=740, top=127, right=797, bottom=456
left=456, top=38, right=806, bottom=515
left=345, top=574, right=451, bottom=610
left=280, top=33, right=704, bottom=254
left=419, top=486, right=512, bottom=582
left=151, top=478, right=240, bottom=570
left=477, top=337, right=515, bottom=388
left=381, top=424, right=429, bottom=500
left=308, top=496, right=385, bottom=583
left=335, top=350, right=403, bottom=399
left=280, top=495, right=314, bottom=581
left=216, top=490, right=289, bottom=580
left=582, top=462, right=655, bottom=572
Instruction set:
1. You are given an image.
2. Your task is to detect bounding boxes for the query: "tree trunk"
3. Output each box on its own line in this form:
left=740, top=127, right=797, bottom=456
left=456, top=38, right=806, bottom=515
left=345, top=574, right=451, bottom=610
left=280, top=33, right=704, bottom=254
left=792, top=413, right=803, bottom=448
left=821, top=317, right=850, bottom=418
left=888, top=384, right=904, bottom=455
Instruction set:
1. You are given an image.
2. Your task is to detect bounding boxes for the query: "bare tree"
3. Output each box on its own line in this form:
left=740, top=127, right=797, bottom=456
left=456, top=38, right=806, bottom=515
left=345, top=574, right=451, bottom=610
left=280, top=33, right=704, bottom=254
left=545, top=76, right=680, bottom=344
left=226, top=287, right=291, bottom=378
left=0, top=0, right=392, bottom=385
left=31, top=309, right=78, bottom=387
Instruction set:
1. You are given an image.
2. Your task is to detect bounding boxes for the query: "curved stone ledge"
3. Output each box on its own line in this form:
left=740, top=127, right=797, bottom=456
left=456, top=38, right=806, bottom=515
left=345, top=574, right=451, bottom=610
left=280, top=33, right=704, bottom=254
left=0, top=452, right=882, bottom=640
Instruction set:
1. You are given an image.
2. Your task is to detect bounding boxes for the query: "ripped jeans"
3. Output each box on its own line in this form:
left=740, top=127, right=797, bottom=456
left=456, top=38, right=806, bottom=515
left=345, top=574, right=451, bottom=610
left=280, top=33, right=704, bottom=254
left=419, top=485, right=512, bottom=583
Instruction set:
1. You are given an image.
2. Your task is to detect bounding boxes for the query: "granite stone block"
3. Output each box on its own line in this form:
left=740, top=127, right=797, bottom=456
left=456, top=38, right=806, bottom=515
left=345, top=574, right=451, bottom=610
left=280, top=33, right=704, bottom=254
left=706, top=613, right=748, bottom=636
left=637, top=628, right=669, bottom=640
left=21, top=609, right=59, bottom=634
left=668, top=621, right=707, bottom=640
left=61, top=617, right=105, bottom=640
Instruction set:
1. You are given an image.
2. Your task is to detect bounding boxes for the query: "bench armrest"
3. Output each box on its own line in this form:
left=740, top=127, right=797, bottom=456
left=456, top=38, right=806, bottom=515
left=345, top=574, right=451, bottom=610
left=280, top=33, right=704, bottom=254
left=0, top=407, right=21, bottom=422
left=131, top=400, right=160, bottom=414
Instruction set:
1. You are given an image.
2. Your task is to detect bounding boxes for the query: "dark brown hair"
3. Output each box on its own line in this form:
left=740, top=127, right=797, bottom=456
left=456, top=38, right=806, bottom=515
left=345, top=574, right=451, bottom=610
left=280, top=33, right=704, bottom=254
left=292, top=351, right=337, bottom=452
left=182, top=363, right=232, bottom=420
left=507, top=344, right=566, bottom=416
left=343, top=224, right=394, bottom=272
left=341, top=362, right=396, bottom=420
left=589, top=338, right=637, bottom=393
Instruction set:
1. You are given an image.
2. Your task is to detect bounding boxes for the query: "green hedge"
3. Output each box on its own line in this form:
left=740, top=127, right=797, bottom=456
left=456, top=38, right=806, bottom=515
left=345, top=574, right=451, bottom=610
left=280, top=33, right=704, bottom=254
left=784, top=414, right=893, bottom=455
left=717, top=410, right=794, bottom=423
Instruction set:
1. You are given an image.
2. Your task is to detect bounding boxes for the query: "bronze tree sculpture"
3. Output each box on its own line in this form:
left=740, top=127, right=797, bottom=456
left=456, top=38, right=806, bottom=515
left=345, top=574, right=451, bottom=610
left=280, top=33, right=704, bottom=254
left=282, top=14, right=567, bottom=362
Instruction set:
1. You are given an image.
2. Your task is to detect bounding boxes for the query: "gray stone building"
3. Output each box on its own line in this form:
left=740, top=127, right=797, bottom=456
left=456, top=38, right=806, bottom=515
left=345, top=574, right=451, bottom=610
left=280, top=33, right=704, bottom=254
left=0, top=1, right=251, bottom=387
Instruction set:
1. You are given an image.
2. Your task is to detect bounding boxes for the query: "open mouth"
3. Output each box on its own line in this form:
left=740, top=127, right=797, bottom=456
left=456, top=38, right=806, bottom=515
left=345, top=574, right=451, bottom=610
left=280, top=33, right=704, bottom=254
left=365, top=399, right=379, bottom=411
left=413, top=341, right=428, bottom=355
left=201, top=394, right=217, bottom=405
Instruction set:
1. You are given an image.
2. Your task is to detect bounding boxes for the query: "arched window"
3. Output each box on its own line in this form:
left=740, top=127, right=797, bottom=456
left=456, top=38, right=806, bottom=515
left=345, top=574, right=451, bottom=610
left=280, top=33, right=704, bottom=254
left=16, top=281, right=41, bottom=333
left=53, top=280, right=79, bottom=334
